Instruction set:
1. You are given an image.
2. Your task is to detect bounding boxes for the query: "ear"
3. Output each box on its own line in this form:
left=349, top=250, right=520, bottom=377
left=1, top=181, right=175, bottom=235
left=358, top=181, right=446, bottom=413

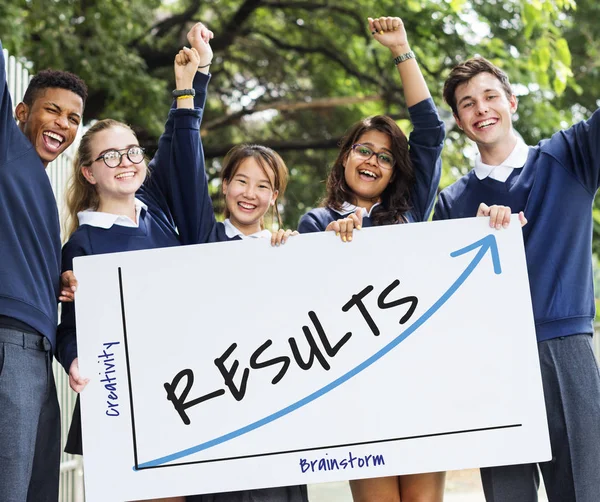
left=453, top=113, right=464, bottom=131
left=82, top=166, right=97, bottom=185
left=509, top=94, right=518, bottom=114
left=270, top=190, right=279, bottom=206
left=222, top=179, right=229, bottom=195
left=15, top=102, right=29, bottom=126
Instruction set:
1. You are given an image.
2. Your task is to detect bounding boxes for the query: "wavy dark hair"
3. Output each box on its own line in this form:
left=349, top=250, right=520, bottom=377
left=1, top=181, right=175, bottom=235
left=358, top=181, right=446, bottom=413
left=322, top=115, right=414, bottom=226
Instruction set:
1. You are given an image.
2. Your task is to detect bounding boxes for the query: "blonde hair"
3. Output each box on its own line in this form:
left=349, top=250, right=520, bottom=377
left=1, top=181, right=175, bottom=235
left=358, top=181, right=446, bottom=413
left=64, top=119, right=138, bottom=238
left=221, top=144, right=289, bottom=228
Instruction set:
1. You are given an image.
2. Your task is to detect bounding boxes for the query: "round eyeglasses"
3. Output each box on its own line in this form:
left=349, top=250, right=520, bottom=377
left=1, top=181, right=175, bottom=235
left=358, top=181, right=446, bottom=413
left=94, top=146, right=145, bottom=168
left=351, top=143, right=395, bottom=169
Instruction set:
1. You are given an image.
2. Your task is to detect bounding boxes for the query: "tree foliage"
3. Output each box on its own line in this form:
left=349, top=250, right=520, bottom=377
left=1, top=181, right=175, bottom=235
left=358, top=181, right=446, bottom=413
left=2, top=0, right=596, bottom=231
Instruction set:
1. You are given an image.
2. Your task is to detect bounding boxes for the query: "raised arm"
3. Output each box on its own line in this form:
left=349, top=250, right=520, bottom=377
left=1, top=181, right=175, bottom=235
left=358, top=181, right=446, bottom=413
left=369, top=17, right=430, bottom=106
left=0, top=40, right=24, bottom=165
left=142, top=23, right=219, bottom=245
left=370, top=16, right=444, bottom=222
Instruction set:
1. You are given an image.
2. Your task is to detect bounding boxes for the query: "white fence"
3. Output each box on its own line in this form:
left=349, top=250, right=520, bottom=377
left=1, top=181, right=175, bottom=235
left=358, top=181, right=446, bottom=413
left=3, top=46, right=84, bottom=502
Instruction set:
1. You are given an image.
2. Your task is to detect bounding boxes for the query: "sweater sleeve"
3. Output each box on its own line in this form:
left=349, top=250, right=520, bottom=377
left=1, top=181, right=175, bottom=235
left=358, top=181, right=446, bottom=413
left=407, top=98, right=445, bottom=222
left=143, top=72, right=216, bottom=245
left=298, top=209, right=329, bottom=233
left=0, top=40, right=23, bottom=167
left=552, top=108, right=600, bottom=193
left=56, top=232, right=90, bottom=373
left=432, top=189, right=450, bottom=221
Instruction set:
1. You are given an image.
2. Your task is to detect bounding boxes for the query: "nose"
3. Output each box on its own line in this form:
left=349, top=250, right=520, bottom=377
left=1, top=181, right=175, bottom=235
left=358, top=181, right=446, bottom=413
left=475, top=100, right=489, bottom=115
left=366, top=152, right=378, bottom=166
left=55, top=114, right=69, bottom=129
left=243, top=183, right=257, bottom=198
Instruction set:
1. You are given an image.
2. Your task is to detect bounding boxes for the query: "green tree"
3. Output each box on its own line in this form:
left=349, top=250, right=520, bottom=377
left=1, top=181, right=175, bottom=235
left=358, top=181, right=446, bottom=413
left=1, top=0, right=587, bottom=229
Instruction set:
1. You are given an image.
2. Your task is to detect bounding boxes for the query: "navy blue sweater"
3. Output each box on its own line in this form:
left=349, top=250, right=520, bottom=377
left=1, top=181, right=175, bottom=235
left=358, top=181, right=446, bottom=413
left=298, top=98, right=444, bottom=232
left=434, top=109, right=600, bottom=342
left=0, top=40, right=62, bottom=344
left=56, top=73, right=231, bottom=371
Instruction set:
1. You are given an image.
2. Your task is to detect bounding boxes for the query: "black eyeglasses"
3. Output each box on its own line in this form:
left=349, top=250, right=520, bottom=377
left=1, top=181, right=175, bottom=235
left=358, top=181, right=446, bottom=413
left=351, top=144, right=395, bottom=169
left=94, top=146, right=145, bottom=168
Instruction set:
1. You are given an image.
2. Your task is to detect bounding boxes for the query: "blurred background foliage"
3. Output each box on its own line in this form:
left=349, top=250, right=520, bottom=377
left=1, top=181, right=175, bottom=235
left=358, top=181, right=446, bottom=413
left=1, top=0, right=599, bottom=241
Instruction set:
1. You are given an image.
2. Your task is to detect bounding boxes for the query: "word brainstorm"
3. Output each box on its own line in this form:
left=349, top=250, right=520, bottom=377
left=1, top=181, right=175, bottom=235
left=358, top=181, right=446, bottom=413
left=164, top=279, right=417, bottom=424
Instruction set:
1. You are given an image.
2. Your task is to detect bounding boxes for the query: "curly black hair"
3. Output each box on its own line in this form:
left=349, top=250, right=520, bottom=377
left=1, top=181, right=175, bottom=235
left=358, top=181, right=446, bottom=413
left=23, top=69, right=88, bottom=108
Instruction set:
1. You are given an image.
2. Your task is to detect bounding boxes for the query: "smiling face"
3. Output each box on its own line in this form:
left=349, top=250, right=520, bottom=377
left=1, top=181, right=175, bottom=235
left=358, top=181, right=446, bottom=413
left=454, top=72, right=518, bottom=159
left=16, top=87, right=83, bottom=167
left=82, top=126, right=147, bottom=203
left=343, top=130, right=394, bottom=210
left=222, top=157, right=278, bottom=235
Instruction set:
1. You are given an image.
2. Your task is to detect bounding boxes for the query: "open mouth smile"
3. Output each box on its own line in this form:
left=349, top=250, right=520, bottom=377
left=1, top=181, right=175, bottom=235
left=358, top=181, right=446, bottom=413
left=238, top=201, right=257, bottom=211
left=358, top=168, right=379, bottom=181
left=42, top=131, right=66, bottom=151
left=475, top=118, right=498, bottom=130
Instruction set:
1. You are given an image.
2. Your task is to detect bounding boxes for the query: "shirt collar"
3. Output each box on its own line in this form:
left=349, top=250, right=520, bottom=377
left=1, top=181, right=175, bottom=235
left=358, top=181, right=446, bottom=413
left=474, top=137, right=529, bottom=181
left=77, top=198, right=148, bottom=229
left=331, top=201, right=381, bottom=218
left=223, top=219, right=272, bottom=240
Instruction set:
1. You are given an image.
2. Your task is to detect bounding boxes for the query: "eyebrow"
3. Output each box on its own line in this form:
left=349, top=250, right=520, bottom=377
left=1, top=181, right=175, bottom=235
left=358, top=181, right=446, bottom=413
left=457, top=89, right=498, bottom=106
left=45, top=101, right=83, bottom=121
left=96, top=144, right=139, bottom=158
left=234, top=172, right=272, bottom=184
left=360, top=142, right=392, bottom=154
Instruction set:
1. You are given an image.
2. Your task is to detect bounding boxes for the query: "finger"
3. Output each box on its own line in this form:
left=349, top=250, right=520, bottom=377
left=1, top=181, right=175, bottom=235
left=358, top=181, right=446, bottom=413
left=277, top=228, right=285, bottom=246
left=338, top=219, right=348, bottom=241
left=271, top=229, right=282, bottom=246
left=476, top=202, right=490, bottom=218
left=326, top=220, right=341, bottom=236
left=368, top=17, right=376, bottom=34
left=354, top=208, right=363, bottom=229
left=342, top=218, right=355, bottom=242
left=281, top=229, right=292, bottom=244
left=380, top=17, right=392, bottom=32
left=59, top=292, right=75, bottom=303
left=519, top=211, right=528, bottom=227
left=372, top=19, right=383, bottom=35
left=501, top=207, right=511, bottom=228
left=489, top=206, right=500, bottom=229
left=392, top=17, right=402, bottom=31
left=349, top=213, right=361, bottom=232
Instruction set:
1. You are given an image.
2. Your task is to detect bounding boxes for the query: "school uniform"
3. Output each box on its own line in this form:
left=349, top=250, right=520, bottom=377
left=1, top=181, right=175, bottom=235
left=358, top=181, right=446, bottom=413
left=0, top=40, right=61, bottom=502
left=56, top=72, right=213, bottom=454
left=434, top=113, right=600, bottom=502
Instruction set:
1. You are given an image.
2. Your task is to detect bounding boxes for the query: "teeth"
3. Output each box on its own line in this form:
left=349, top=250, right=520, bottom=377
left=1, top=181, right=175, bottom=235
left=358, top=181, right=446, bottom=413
left=359, top=169, right=377, bottom=178
left=43, top=131, right=64, bottom=143
left=115, top=172, right=135, bottom=179
left=477, top=119, right=496, bottom=129
left=239, top=202, right=256, bottom=209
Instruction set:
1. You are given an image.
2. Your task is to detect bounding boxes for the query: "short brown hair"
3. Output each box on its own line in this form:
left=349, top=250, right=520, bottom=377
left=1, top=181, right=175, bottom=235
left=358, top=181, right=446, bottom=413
left=443, top=56, right=513, bottom=115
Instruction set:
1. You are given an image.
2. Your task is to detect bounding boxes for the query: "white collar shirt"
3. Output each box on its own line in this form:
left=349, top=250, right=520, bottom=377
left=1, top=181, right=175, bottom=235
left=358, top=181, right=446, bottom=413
left=223, top=218, right=272, bottom=240
left=77, top=198, right=147, bottom=229
left=331, top=201, right=381, bottom=218
left=473, top=138, right=530, bottom=183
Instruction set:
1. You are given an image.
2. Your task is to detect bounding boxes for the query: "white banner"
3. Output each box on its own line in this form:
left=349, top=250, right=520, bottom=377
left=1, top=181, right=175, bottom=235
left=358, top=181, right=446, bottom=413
left=74, top=216, right=550, bottom=501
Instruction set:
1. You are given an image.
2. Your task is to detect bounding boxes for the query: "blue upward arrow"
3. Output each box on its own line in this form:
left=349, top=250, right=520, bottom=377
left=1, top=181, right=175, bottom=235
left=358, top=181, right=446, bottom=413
left=137, top=233, right=502, bottom=469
